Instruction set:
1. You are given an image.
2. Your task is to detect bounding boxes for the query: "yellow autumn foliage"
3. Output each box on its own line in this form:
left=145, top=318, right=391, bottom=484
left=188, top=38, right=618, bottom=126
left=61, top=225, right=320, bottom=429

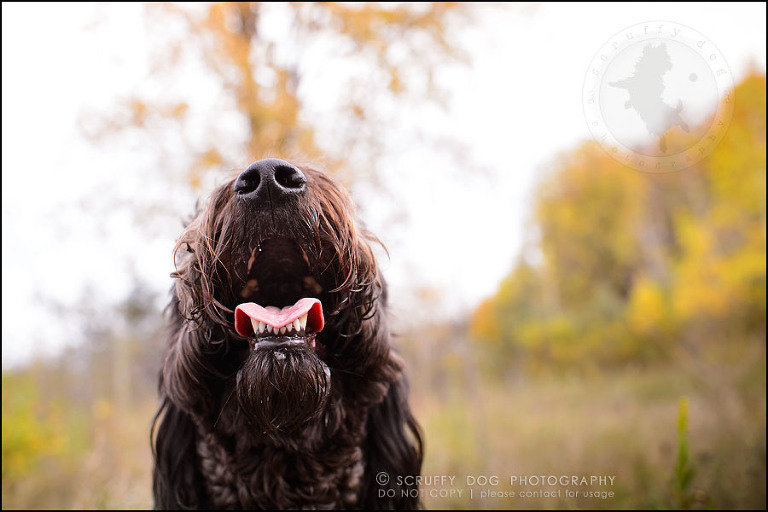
left=627, top=276, right=670, bottom=335
left=472, top=72, right=767, bottom=374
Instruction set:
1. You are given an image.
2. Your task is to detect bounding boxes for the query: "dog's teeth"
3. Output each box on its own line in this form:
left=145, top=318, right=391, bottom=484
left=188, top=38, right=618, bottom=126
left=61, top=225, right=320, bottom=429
left=246, top=314, right=312, bottom=337
left=299, top=314, right=308, bottom=331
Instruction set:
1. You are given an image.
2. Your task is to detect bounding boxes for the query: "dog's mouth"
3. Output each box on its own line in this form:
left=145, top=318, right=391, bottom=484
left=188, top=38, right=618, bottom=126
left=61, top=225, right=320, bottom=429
left=232, top=238, right=325, bottom=351
left=234, top=298, right=324, bottom=350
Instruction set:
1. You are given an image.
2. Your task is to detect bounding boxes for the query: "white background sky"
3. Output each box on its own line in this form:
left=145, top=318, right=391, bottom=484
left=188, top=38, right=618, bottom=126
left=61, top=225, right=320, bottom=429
left=2, top=2, right=766, bottom=368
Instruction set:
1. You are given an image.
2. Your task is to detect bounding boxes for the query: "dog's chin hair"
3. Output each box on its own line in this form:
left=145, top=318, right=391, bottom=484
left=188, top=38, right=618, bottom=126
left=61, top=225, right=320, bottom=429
left=236, top=346, right=331, bottom=433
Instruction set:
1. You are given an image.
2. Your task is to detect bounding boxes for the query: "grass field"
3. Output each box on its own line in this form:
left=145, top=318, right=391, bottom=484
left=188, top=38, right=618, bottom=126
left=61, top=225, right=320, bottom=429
left=415, top=361, right=766, bottom=509
left=2, top=342, right=765, bottom=509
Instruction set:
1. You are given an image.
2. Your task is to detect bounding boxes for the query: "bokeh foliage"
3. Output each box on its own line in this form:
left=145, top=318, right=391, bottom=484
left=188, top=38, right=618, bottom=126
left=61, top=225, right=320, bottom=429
left=471, top=73, right=766, bottom=374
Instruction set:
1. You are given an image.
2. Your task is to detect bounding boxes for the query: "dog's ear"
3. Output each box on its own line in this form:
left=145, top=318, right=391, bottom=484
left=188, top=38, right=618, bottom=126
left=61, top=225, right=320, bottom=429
left=152, top=397, right=206, bottom=509
left=361, top=373, right=424, bottom=509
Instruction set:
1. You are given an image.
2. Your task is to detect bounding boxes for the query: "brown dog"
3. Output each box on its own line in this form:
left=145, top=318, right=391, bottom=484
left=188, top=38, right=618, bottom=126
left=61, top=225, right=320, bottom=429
left=152, top=159, right=422, bottom=509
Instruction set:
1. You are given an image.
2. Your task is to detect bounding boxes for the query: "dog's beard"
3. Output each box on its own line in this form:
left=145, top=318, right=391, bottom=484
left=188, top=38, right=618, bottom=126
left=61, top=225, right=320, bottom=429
left=236, top=345, right=331, bottom=432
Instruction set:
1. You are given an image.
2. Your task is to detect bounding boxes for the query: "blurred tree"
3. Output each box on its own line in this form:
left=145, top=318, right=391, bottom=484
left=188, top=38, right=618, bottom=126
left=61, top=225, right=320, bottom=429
left=469, top=261, right=545, bottom=372
left=471, top=72, right=767, bottom=375
left=671, top=73, right=766, bottom=333
left=536, top=143, right=647, bottom=309
left=85, top=2, right=472, bottom=192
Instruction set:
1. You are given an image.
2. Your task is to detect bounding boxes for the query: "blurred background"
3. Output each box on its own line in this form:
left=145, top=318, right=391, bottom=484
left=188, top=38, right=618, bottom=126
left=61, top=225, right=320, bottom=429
left=2, top=3, right=765, bottom=509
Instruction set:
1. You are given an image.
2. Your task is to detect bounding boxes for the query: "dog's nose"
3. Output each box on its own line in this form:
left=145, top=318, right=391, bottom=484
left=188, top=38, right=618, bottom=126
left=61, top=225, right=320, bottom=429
left=234, top=158, right=306, bottom=202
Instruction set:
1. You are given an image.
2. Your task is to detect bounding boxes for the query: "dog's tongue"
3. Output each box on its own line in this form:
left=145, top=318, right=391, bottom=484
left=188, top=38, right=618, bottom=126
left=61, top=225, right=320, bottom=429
left=235, top=298, right=324, bottom=337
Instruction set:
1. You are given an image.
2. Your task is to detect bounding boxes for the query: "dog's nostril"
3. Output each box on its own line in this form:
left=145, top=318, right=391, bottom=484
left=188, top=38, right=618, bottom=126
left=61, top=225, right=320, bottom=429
left=274, top=165, right=306, bottom=190
left=234, top=173, right=260, bottom=195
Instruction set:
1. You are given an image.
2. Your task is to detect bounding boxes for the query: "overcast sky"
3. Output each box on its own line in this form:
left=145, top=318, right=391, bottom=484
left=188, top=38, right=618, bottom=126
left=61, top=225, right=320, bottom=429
left=2, top=2, right=766, bottom=368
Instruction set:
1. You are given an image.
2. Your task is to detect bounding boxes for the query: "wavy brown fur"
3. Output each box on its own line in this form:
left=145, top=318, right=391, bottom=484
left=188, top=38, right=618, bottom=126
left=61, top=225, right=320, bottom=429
left=152, top=162, right=422, bottom=509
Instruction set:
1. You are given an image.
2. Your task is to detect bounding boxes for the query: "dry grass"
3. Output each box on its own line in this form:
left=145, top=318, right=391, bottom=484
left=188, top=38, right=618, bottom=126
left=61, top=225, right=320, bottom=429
left=414, top=357, right=766, bottom=510
left=3, top=347, right=765, bottom=510
left=2, top=398, right=155, bottom=510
